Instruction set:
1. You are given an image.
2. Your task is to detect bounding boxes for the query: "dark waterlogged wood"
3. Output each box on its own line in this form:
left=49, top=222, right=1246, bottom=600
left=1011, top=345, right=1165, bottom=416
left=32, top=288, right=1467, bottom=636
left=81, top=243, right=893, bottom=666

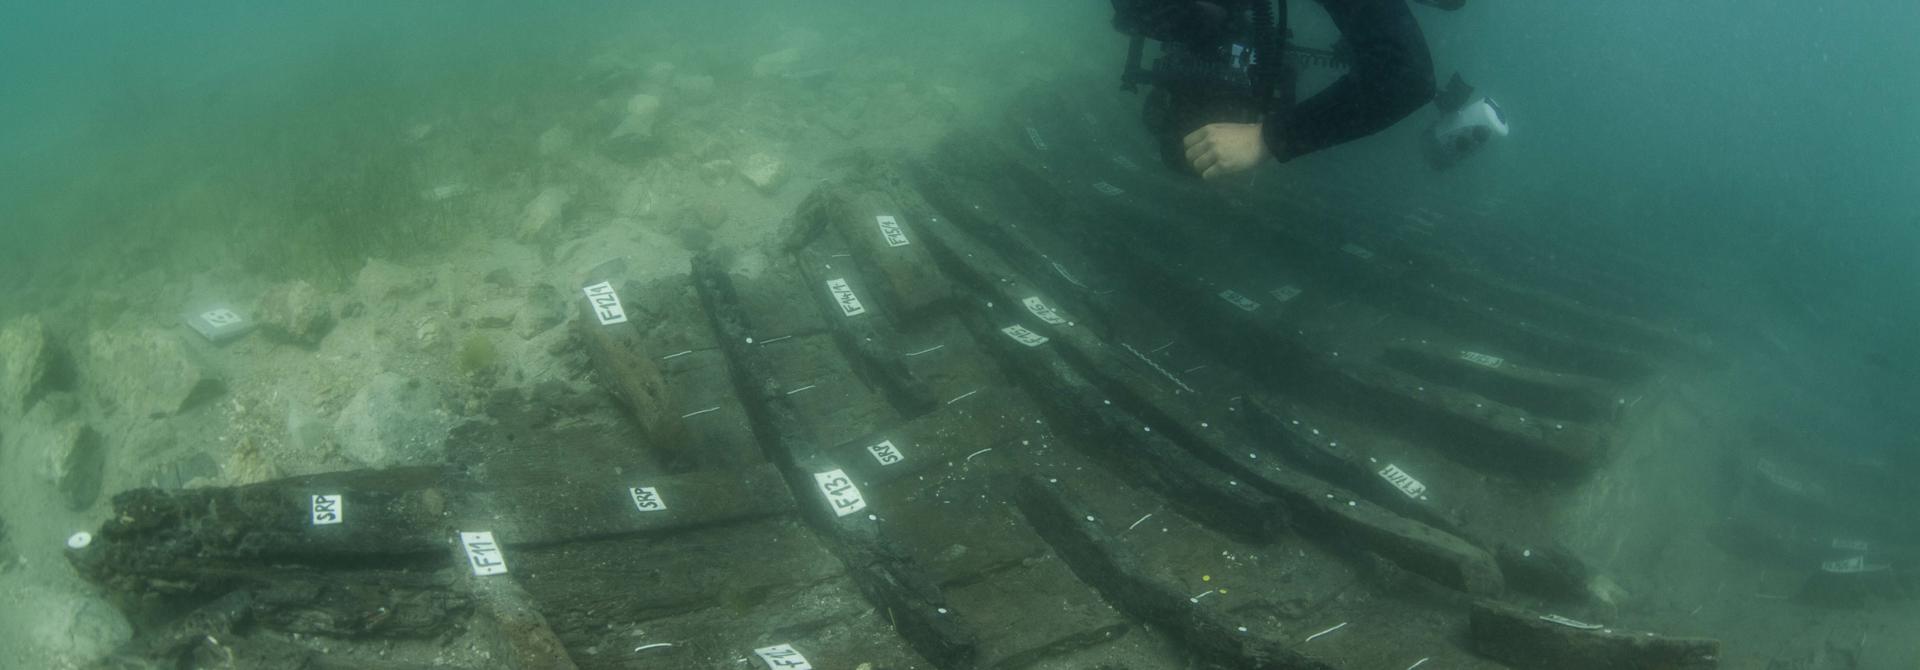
left=1470, top=601, right=1720, bottom=669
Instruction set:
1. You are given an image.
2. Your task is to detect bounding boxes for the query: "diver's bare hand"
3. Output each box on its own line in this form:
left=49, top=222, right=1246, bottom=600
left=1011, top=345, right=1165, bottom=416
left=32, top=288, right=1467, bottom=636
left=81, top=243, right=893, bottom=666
left=1182, top=123, right=1270, bottom=179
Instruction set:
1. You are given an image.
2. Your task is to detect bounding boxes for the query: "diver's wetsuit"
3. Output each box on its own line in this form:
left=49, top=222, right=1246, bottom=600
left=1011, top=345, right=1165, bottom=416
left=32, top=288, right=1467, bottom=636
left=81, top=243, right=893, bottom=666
left=1268, top=0, right=1435, bottom=161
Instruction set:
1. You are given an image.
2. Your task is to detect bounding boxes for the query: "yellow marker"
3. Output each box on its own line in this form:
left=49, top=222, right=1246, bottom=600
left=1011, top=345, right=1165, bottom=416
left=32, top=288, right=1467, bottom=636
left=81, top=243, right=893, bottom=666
left=1202, top=575, right=1212, bottom=582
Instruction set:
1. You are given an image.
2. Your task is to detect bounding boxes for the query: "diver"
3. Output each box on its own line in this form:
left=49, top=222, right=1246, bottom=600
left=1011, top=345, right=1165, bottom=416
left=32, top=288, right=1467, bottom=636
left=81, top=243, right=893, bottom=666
left=1113, top=0, right=1457, bottom=178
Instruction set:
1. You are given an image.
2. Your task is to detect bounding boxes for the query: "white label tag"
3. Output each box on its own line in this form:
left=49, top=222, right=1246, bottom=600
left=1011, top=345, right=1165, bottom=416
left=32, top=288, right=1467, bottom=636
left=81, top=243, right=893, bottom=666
left=1218, top=289, right=1261, bottom=312
left=629, top=486, right=667, bottom=512
left=876, top=215, right=910, bottom=247
left=1023, top=297, right=1067, bottom=325
left=1112, top=154, right=1140, bottom=171
left=311, top=494, right=343, bottom=525
left=1460, top=351, right=1505, bottom=368
left=1092, top=182, right=1125, bottom=197
left=1378, top=464, right=1429, bottom=499
left=1831, top=538, right=1871, bottom=552
left=1001, top=325, right=1049, bottom=347
left=754, top=644, right=814, bottom=670
left=1341, top=244, right=1376, bottom=261
left=1026, top=126, right=1048, bottom=151
left=814, top=469, right=867, bottom=517
left=1270, top=285, right=1303, bottom=302
left=1823, top=556, right=1866, bottom=573
left=461, top=531, right=509, bottom=576
left=200, top=309, right=244, bottom=328
left=867, top=440, right=905, bottom=466
left=826, top=278, right=866, bottom=316
left=1538, top=614, right=1603, bottom=630
left=583, top=281, right=629, bottom=325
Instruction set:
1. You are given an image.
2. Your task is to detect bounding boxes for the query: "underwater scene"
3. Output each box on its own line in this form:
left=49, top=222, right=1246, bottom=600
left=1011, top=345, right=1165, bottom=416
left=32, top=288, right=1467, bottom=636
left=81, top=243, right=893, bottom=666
left=1, top=1, right=1916, bottom=668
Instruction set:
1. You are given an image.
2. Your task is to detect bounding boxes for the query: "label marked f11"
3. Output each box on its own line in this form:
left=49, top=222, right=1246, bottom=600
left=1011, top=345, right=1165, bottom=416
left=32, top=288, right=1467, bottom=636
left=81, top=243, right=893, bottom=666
left=461, top=531, right=509, bottom=576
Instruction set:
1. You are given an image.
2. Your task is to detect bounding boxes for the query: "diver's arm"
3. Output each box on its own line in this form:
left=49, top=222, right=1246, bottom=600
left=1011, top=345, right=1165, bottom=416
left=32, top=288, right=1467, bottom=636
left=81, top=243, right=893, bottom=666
left=1264, top=0, right=1435, bottom=162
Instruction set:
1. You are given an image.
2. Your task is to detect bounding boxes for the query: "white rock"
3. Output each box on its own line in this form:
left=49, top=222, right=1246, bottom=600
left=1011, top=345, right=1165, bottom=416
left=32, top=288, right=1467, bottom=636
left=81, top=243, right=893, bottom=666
left=751, top=47, right=804, bottom=79
left=0, top=315, right=51, bottom=417
left=537, top=124, right=574, bottom=156
left=609, top=94, right=663, bottom=140
left=86, top=329, right=222, bottom=418
left=332, top=373, right=455, bottom=469
left=738, top=153, right=789, bottom=193
left=518, top=187, right=573, bottom=239
left=671, top=74, right=715, bottom=101
left=255, top=280, right=335, bottom=346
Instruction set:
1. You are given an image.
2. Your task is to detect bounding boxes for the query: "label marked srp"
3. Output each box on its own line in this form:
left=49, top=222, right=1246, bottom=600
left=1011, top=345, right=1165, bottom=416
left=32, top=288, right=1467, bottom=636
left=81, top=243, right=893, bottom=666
left=1092, top=182, right=1125, bottom=197
left=583, top=281, right=629, bottom=325
left=1023, top=297, right=1067, bottom=325
left=1218, top=289, right=1261, bottom=312
left=1001, top=325, right=1049, bottom=347
left=1270, top=285, right=1303, bottom=303
left=460, top=531, right=509, bottom=576
left=826, top=278, right=866, bottom=316
left=876, top=215, right=911, bottom=247
left=754, top=643, right=814, bottom=670
left=629, top=486, right=667, bottom=512
left=1459, top=351, right=1505, bottom=368
left=311, top=494, right=343, bottom=525
left=814, top=469, right=867, bottom=517
left=1341, top=244, right=1376, bottom=261
left=1378, top=464, right=1428, bottom=499
left=867, top=440, right=906, bottom=466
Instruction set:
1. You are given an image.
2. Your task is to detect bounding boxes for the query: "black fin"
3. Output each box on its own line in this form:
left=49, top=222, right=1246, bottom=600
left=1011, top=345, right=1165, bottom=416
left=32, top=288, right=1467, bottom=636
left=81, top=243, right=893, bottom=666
left=1434, top=73, right=1475, bottom=113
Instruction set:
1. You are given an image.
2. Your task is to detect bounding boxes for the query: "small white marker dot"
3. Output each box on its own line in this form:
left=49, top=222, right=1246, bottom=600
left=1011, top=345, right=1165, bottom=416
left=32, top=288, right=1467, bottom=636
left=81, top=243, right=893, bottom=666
left=67, top=532, right=92, bottom=550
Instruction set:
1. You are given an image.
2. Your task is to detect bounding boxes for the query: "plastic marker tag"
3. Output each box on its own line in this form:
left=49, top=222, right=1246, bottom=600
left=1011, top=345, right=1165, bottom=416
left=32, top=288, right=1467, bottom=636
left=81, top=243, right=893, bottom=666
left=814, top=469, right=867, bottom=517
left=826, top=278, right=866, bottom=316
left=1831, top=538, right=1871, bottom=552
left=1001, top=325, right=1049, bottom=347
left=185, top=306, right=252, bottom=342
left=629, top=486, right=667, bottom=512
left=1341, top=244, right=1375, bottom=260
left=1218, top=290, right=1261, bottom=312
left=867, top=440, right=906, bottom=466
left=876, top=215, right=910, bottom=247
left=311, top=494, right=343, bottom=525
left=1092, top=182, right=1125, bottom=196
left=1023, top=297, right=1067, bottom=325
left=1821, top=556, right=1887, bottom=574
left=461, top=531, right=509, bottom=576
left=1378, top=464, right=1428, bottom=499
left=1460, top=351, right=1504, bottom=368
left=1538, top=614, right=1603, bottom=630
left=1271, top=285, right=1303, bottom=302
left=1026, top=126, right=1048, bottom=151
left=754, top=644, right=814, bottom=670
left=1112, top=154, right=1140, bottom=171
left=583, top=281, right=629, bottom=325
